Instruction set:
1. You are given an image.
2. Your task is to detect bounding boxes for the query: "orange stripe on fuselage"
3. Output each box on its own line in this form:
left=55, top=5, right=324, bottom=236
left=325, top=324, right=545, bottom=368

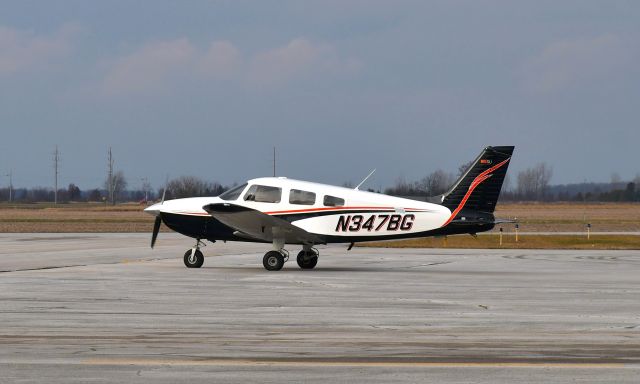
left=264, top=206, right=426, bottom=215
left=171, top=207, right=426, bottom=217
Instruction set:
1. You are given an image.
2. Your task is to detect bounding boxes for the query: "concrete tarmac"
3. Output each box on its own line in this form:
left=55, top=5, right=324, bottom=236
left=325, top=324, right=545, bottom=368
left=1, top=233, right=639, bottom=383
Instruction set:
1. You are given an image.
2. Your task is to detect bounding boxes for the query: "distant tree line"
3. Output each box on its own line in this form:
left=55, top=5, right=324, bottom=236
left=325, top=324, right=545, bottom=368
left=501, top=170, right=640, bottom=202
left=0, top=184, right=154, bottom=204
left=383, top=161, right=640, bottom=203
left=0, top=174, right=233, bottom=204
left=1, top=165, right=640, bottom=204
left=161, top=176, right=226, bottom=200
left=384, top=161, right=472, bottom=197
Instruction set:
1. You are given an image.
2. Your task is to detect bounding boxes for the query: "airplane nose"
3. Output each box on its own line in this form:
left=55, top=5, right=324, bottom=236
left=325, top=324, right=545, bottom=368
left=144, top=203, right=162, bottom=217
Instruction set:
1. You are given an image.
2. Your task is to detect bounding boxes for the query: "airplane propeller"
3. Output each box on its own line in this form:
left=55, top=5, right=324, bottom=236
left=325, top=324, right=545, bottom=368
left=149, top=176, right=169, bottom=249
left=151, top=216, right=161, bottom=248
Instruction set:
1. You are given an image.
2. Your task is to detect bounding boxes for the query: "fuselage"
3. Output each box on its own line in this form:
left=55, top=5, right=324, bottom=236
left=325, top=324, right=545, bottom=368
left=145, top=177, right=494, bottom=244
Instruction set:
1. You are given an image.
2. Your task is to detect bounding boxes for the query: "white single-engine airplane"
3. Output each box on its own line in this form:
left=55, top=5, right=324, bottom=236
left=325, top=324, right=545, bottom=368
left=145, top=146, right=514, bottom=271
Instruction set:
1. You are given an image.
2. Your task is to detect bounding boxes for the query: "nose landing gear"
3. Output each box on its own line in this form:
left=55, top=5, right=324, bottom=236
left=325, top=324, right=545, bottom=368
left=184, top=239, right=206, bottom=268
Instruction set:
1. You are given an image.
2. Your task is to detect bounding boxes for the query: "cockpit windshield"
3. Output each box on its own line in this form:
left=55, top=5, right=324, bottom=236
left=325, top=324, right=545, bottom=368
left=219, top=183, right=247, bottom=201
left=243, top=185, right=282, bottom=203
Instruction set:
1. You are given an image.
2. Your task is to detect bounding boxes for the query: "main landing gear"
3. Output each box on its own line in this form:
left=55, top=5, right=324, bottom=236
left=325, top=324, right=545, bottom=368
left=262, top=245, right=319, bottom=271
left=296, top=247, right=319, bottom=270
left=263, top=249, right=288, bottom=271
left=184, top=239, right=206, bottom=268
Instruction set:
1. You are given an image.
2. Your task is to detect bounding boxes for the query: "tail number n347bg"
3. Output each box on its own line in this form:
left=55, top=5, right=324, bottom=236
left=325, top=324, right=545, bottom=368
left=335, top=214, right=415, bottom=232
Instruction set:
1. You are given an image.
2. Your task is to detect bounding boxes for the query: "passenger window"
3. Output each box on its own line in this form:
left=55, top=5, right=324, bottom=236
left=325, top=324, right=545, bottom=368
left=244, top=185, right=281, bottom=203
left=323, top=195, right=345, bottom=207
left=289, top=189, right=316, bottom=205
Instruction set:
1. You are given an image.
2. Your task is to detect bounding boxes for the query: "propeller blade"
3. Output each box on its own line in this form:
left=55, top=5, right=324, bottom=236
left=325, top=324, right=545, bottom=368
left=161, top=175, right=169, bottom=204
left=151, top=216, right=161, bottom=248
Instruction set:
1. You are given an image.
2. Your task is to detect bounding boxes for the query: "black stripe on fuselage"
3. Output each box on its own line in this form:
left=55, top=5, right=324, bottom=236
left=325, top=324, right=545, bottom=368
left=159, top=211, right=495, bottom=245
left=160, top=212, right=266, bottom=243
left=322, top=222, right=495, bottom=243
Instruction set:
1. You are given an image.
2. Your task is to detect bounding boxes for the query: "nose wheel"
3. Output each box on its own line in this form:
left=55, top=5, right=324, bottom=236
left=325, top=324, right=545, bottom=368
left=184, top=239, right=205, bottom=268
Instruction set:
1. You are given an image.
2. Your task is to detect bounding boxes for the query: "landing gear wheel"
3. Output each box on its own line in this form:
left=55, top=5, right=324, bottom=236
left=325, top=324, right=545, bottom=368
left=296, top=250, right=318, bottom=269
left=184, top=249, right=204, bottom=268
left=263, top=251, right=285, bottom=271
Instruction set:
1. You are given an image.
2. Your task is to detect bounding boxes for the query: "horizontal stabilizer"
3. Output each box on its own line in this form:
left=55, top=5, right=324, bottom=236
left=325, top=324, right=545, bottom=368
left=493, top=218, right=517, bottom=224
left=447, top=217, right=516, bottom=226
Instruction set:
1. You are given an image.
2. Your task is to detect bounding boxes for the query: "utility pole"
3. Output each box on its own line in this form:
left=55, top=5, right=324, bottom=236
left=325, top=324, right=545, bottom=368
left=582, top=178, right=587, bottom=224
left=4, top=171, right=12, bottom=203
left=108, top=147, right=114, bottom=205
left=53, top=146, right=59, bottom=205
left=273, top=147, right=276, bottom=177
left=141, top=177, right=149, bottom=203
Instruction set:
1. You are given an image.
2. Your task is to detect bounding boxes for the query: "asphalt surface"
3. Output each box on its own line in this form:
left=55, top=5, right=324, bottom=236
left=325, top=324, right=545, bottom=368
left=1, top=233, right=639, bottom=383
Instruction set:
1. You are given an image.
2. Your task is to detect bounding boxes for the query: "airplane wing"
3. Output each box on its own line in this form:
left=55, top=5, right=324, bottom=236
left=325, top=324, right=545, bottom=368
left=202, top=203, right=325, bottom=245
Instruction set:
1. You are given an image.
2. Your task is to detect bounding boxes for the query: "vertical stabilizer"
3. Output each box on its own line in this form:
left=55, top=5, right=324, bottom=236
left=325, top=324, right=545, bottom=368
left=440, top=146, right=514, bottom=217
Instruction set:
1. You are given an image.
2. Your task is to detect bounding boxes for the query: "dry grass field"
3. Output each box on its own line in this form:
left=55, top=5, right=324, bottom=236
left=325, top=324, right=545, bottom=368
left=359, top=234, right=640, bottom=250
left=494, top=202, right=640, bottom=232
left=0, top=202, right=638, bottom=250
left=0, top=203, right=156, bottom=233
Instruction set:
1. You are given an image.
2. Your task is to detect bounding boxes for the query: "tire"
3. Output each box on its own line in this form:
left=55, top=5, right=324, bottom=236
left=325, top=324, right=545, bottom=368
left=296, top=250, right=318, bottom=270
left=263, top=251, right=285, bottom=271
left=184, top=249, right=204, bottom=268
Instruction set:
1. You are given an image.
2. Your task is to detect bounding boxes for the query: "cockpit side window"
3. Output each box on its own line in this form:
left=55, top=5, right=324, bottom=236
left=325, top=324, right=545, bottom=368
left=323, top=195, right=345, bottom=207
left=244, top=185, right=282, bottom=203
left=289, top=189, right=316, bottom=205
left=219, top=183, right=247, bottom=201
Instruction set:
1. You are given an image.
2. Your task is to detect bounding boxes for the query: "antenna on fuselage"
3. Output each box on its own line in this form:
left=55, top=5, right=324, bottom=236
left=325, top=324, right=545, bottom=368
left=355, top=169, right=376, bottom=190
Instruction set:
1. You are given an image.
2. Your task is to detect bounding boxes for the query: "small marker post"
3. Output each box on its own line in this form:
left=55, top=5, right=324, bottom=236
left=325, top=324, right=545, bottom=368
left=515, top=223, right=519, bottom=243
left=499, top=227, right=503, bottom=246
left=587, top=223, right=591, bottom=240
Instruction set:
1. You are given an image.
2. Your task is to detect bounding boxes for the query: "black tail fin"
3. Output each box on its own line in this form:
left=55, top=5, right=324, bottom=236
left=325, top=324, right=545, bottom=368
left=440, top=146, right=514, bottom=214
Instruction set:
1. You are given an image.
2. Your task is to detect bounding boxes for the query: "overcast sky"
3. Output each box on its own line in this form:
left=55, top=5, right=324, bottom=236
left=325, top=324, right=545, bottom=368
left=1, top=0, right=639, bottom=190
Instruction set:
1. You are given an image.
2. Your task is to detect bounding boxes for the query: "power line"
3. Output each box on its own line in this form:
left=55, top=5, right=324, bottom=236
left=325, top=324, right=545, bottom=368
left=108, top=147, right=114, bottom=205
left=53, top=146, right=59, bottom=205
left=4, top=171, right=11, bottom=203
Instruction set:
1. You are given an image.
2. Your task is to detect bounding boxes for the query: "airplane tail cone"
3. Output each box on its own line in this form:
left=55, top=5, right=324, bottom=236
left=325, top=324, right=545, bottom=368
left=151, top=216, right=161, bottom=248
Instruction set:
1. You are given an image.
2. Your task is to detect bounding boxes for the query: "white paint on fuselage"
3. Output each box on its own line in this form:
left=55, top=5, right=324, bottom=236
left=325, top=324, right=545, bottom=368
left=145, top=177, right=452, bottom=240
